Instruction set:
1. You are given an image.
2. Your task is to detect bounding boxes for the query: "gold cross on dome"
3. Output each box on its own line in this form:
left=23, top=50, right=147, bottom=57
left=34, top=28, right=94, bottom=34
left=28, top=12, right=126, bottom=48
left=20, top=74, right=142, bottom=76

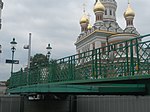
left=83, top=3, right=86, bottom=13
left=128, top=0, right=130, bottom=4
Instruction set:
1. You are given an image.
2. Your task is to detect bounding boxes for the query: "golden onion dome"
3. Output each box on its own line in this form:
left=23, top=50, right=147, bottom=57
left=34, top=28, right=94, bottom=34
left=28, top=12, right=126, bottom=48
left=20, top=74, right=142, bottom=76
left=124, top=3, right=135, bottom=17
left=93, top=0, right=105, bottom=12
left=80, top=14, right=89, bottom=24
left=87, top=23, right=92, bottom=30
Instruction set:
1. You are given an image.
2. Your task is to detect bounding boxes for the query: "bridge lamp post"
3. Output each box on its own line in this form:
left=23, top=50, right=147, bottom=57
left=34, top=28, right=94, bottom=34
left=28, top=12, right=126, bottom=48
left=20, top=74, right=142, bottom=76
left=0, top=45, right=2, bottom=61
left=0, top=0, right=3, bottom=30
left=10, top=38, right=17, bottom=74
left=24, top=33, right=32, bottom=69
left=46, top=43, right=52, bottom=61
left=0, top=45, right=2, bottom=53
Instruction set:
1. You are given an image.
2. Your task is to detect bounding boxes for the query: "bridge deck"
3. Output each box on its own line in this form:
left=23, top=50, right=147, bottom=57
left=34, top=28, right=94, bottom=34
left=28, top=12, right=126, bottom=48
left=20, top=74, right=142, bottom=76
left=8, top=34, right=150, bottom=95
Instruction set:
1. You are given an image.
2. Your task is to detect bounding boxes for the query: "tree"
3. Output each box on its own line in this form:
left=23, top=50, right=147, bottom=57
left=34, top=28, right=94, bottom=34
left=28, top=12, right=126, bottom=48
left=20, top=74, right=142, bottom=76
left=30, top=53, right=49, bottom=68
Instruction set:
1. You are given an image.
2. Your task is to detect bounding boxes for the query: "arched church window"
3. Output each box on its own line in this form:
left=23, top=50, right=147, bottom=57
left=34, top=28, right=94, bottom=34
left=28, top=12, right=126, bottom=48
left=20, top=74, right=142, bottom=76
left=105, top=9, right=107, bottom=15
left=113, top=11, right=115, bottom=16
left=97, top=15, right=100, bottom=21
left=127, top=20, right=130, bottom=26
left=130, top=21, right=132, bottom=25
left=131, top=20, right=133, bottom=25
left=92, top=42, right=95, bottom=50
left=128, top=21, right=130, bottom=25
left=110, top=9, right=112, bottom=15
left=98, top=15, right=100, bottom=20
left=100, top=15, right=102, bottom=20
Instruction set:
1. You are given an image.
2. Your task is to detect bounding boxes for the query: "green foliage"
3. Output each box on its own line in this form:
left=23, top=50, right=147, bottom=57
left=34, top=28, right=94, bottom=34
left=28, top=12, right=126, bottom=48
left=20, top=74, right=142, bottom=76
left=30, top=53, right=49, bottom=68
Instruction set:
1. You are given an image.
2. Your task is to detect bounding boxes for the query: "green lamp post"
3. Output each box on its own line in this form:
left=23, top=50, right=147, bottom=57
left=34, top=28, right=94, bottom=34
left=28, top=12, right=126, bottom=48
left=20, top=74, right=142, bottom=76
left=10, top=38, right=17, bottom=74
left=46, top=43, right=52, bottom=61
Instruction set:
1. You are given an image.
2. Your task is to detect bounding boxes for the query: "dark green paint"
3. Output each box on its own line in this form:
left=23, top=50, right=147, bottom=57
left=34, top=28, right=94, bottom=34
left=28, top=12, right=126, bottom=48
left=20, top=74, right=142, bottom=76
left=8, top=34, right=150, bottom=95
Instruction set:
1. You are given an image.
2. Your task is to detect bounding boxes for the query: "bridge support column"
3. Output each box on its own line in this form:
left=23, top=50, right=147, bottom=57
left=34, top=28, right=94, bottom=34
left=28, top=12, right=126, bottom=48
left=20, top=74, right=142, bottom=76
left=70, top=95, right=77, bottom=112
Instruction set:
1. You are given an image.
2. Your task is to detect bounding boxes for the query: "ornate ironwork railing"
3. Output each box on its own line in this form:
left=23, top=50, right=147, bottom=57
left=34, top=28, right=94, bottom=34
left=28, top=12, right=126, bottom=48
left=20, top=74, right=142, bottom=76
left=9, top=34, right=150, bottom=88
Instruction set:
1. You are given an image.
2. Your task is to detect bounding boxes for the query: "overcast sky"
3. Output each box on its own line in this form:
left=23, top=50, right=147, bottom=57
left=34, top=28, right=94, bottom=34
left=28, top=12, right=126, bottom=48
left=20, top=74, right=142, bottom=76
left=0, top=0, right=149, bottom=81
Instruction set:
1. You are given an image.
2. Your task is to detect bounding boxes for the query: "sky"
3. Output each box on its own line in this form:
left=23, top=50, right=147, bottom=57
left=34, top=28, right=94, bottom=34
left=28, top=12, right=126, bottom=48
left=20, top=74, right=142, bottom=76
left=0, top=0, right=150, bottom=81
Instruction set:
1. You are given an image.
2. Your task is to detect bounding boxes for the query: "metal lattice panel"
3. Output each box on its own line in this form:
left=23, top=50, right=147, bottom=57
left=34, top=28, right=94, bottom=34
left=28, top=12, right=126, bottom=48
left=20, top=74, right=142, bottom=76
left=8, top=34, right=150, bottom=89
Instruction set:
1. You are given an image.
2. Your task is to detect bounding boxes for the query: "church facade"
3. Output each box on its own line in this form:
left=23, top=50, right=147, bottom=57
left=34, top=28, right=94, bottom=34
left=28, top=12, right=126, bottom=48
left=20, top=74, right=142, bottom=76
left=75, top=0, right=139, bottom=55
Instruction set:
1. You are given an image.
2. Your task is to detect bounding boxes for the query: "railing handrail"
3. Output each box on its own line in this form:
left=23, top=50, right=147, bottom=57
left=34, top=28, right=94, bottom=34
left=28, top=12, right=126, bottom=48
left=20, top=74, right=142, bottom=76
left=9, top=34, right=150, bottom=88
left=58, top=34, right=150, bottom=60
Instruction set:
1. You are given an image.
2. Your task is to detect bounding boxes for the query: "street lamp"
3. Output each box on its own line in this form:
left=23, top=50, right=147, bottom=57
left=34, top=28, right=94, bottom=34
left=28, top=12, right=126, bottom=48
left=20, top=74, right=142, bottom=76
left=24, top=33, right=32, bottom=69
left=46, top=43, right=52, bottom=61
left=0, top=45, right=2, bottom=61
left=10, top=38, right=17, bottom=74
left=0, top=45, right=2, bottom=53
left=0, top=0, right=3, bottom=29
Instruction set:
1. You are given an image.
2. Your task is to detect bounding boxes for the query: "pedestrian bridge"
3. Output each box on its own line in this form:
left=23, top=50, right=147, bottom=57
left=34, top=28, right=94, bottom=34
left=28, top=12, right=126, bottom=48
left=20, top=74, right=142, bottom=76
left=8, top=34, right=150, bottom=95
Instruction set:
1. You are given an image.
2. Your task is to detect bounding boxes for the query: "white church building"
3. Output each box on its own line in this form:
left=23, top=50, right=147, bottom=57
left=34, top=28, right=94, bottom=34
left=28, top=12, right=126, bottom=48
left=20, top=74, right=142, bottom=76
left=75, top=0, right=139, bottom=55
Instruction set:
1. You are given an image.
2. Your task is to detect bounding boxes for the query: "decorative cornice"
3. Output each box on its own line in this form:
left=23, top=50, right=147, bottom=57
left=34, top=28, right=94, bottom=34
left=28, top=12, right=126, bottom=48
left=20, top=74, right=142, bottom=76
left=108, top=33, right=137, bottom=39
left=75, top=29, right=116, bottom=45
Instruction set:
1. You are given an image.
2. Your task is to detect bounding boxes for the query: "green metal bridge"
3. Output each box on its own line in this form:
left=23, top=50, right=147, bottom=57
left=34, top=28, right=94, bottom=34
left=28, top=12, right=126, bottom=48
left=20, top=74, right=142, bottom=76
left=8, top=34, right=150, bottom=95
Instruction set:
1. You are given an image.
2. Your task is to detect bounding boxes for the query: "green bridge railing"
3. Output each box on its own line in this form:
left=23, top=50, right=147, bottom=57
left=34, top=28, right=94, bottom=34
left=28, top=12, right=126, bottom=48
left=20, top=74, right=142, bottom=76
left=9, top=34, right=150, bottom=88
